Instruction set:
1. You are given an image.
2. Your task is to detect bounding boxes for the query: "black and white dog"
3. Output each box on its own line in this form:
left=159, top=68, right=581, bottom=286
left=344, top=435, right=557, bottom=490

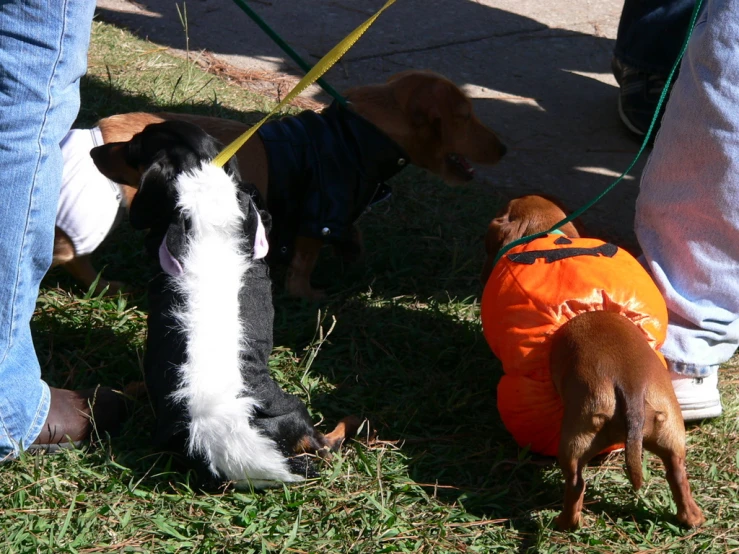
left=91, top=121, right=351, bottom=488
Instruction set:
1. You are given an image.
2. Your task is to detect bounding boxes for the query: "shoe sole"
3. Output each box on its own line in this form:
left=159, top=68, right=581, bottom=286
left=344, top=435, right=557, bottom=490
left=617, top=95, right=646, bottom=137
left=681, top=404, right=723, bottom=422
left=24, top=441, right=84, bottom=455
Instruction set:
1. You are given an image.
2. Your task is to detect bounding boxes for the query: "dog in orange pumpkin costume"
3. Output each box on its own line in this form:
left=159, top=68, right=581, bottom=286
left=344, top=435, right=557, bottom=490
left=480, top=195, right=704, bottom=530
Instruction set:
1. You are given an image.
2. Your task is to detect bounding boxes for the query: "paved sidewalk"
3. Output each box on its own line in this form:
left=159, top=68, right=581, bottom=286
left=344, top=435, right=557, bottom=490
left=96, top=0, right=647, bottom=246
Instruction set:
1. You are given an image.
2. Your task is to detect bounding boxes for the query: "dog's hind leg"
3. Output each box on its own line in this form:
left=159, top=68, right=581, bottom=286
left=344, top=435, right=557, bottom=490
left=555, top=403, right=616, bottom=531
left=555, top=454, right=587, bottom=531
left=555, top=411, right=601, bottom=530
left=643, top=402, right=705, bottom=528
left=661, top=451, right=705, bottom=527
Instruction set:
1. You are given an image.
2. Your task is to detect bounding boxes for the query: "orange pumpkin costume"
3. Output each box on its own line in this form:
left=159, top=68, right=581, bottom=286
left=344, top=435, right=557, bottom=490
left=481, top=234, right=668, bottom=456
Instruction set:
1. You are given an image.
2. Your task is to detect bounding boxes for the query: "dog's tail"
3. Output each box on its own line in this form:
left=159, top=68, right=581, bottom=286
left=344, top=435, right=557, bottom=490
left=616, top=384, right=646, bottom=491
left=169, top=163, right=300, bottom=487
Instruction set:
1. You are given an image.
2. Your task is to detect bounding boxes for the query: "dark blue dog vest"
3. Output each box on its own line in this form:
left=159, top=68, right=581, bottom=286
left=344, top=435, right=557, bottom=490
left=257, top=101, right=408, bottom=262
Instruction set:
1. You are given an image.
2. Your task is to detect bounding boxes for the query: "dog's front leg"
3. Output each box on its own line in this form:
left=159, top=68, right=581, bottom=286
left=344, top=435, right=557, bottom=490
left=285, top=236, right=325, bottom=301
left=333, top=224, right=365, bottom=264
left=643, top=403, right=705, bottom=527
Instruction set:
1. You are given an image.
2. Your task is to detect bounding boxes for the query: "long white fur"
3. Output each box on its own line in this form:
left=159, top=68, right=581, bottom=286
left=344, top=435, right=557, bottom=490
left=168, top=162, right=301, bottom=487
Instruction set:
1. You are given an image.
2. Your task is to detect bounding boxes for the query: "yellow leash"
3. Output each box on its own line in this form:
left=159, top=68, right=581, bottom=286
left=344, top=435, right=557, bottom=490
left=212, top=0, right=396, bottom=169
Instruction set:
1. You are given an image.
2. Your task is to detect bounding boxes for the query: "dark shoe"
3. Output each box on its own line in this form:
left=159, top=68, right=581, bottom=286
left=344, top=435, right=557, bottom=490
left=611, top=57, right=671, bottom=140
left=29, top=386, right=127, bottom=452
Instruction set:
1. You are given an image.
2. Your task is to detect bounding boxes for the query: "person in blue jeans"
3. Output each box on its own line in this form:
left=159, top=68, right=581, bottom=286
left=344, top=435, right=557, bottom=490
left=612, top=0, right=696, bottom=137
left=636, top=0, right=739, bottom=421
left=0, top=0, right=124, bottom=460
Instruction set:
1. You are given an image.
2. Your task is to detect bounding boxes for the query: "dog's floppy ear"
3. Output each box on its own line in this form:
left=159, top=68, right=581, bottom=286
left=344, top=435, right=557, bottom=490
left=409, top=79, right=475, bottom=133
left=407, top=81, right=444, bottom=127
left=488, top=211, right=528, bottom=252
left=386, top=72, right=444, bottom=128
left=480, top=210, right=527, bottom=285
left=90, top=142, right=142, bottom=186
left=129, top=159, right=179, bottom=230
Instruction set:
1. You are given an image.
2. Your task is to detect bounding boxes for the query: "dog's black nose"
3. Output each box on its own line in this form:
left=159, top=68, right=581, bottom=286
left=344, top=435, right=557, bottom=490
left=499, top=143, right=508, bottom=157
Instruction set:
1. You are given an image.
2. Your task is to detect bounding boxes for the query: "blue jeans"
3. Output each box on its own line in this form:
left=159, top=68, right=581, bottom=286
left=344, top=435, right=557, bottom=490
left=615, top=0, right=696, bottom=74
left=635, top=0, right=739, bottom=377
left=0, top=0, right=96, bottom=459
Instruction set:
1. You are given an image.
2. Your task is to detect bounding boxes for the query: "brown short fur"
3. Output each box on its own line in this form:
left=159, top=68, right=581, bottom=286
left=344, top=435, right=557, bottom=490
left=482, top=195, right=705, bottom=531
left=83, top=70, right=505, bottom=299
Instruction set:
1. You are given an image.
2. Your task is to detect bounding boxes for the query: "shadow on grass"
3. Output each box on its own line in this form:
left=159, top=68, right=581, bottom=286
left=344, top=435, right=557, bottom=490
left=271, top=291, right=573, bottom=522
left=31, top=293, right=145, bottom=393
left=76, top=72, right=270, bottom=129
left=94, top=0, right=647, bottom=251
left=30, top=292, right=207, bottom=490
left=47, top=74, right=561, bottom=520
left=43, top=71, right=656, bottom=535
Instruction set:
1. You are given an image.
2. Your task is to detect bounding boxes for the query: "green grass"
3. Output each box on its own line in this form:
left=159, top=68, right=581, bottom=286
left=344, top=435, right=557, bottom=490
left=2, top=19, right=739, bottom=553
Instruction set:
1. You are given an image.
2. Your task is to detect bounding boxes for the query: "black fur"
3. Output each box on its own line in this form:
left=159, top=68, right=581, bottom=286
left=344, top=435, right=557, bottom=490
left=91, top=121, right=325, bottom=485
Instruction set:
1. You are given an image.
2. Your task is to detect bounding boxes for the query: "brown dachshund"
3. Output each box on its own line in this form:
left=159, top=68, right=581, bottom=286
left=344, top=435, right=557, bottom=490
left=481, top=195, right=705, bottom=531
left=84, top=70, right=506, bottom=299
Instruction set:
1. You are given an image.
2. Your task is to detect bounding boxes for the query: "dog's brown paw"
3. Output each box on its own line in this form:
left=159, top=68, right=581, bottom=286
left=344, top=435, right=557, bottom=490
left=334, top=241, right=365, bottom=264
left=292, top=286, right=327, bottom=302
left=554, top=513, right=581, bottom=532
left=122, top=381, right=148, bottom=400
left=322, top=415, right=364, bottom=452
left=305, top=288, right=327, bottom=302
left=677, top=503, right=706, bottom=528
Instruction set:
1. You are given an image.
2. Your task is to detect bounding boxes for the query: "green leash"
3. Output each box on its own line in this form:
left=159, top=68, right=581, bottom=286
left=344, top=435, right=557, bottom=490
left=492, top=0, right=705, bottom=267
left=213, top=0, right=396, bottom=168
left=231, top=0, right=347, bottom=106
